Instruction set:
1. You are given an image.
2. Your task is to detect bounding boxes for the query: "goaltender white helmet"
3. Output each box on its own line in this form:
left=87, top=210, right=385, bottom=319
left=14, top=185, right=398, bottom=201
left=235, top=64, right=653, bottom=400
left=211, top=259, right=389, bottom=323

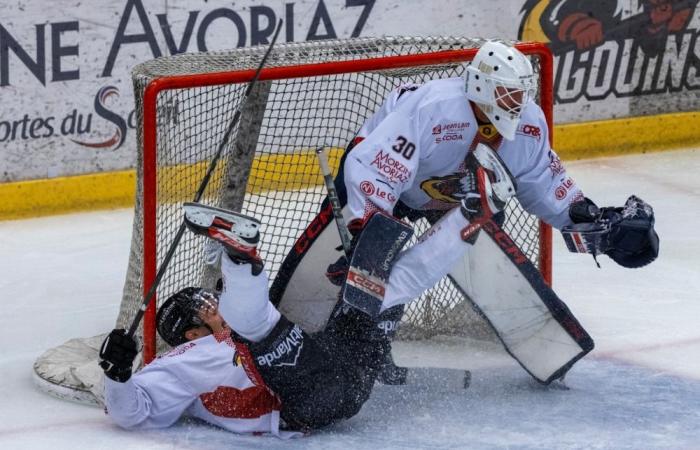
left=464, top=41, right=536, bottom=140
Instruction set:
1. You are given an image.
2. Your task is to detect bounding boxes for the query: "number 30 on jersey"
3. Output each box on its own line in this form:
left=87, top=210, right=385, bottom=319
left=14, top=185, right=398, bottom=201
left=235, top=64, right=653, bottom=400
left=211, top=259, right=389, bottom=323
left=392, top=135, right=415, bottom=160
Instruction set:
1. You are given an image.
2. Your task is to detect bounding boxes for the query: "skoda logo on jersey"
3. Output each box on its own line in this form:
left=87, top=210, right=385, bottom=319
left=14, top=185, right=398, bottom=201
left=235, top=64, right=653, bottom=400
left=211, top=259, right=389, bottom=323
left=257, top=324, right=304, bottom=367
left=435, top=133, right=464, bottom=144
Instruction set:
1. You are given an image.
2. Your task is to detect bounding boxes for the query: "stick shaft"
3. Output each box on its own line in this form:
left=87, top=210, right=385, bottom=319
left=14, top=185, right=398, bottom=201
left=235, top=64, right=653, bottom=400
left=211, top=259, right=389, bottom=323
left=315, top=146, right=353, bottom=256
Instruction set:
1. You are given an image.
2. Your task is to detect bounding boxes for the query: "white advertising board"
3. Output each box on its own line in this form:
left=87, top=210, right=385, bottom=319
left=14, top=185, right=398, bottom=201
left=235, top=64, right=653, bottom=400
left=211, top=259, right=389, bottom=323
left=1, top=0, right=699, bottom=181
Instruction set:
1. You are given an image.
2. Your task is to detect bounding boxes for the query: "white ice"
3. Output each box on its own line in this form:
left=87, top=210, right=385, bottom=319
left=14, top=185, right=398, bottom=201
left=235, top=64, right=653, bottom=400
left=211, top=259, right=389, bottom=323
left=1, top=149, right=698, bottom=449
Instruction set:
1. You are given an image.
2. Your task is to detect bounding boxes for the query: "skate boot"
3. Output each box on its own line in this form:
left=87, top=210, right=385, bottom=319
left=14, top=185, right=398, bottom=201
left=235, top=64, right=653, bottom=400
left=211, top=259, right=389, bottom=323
left=183, top=202, right=264, bottom=275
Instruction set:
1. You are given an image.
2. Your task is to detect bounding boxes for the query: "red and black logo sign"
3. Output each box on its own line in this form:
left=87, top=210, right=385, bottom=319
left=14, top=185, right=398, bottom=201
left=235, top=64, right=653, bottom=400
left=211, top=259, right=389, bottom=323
left=519, top=0, right=700, bottom=103
left=517, top=123, right=542, bottom=139
left=420, top=172, right=470, bottom=204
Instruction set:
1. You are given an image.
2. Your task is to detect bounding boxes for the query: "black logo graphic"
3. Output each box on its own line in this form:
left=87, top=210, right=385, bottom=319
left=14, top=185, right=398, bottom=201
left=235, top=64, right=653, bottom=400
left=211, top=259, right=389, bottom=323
left=519, top=0, right=700, bottom=103
left=420, top=172, right=474, bottom=204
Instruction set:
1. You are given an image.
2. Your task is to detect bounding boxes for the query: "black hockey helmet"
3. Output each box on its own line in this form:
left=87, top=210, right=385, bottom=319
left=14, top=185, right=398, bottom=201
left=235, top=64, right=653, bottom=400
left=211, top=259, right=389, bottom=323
left=156, top=287, right=219, bottom=347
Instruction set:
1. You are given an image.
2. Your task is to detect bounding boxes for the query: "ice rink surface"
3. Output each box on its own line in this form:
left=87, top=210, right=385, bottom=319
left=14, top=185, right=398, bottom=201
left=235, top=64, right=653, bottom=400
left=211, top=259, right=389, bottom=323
left=1, top=149, right=698, bottom=449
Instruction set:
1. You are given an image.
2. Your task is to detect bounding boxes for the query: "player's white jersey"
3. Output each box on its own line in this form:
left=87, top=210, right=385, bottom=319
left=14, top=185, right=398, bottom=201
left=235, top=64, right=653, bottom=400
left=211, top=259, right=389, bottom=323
left=344, top=77, right=583, bottom=230
left=104, top=331, right=299, bottom=439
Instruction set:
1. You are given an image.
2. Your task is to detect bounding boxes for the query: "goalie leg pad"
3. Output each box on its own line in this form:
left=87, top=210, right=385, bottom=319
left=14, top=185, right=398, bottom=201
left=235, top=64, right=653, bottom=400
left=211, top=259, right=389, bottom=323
left=473, top=220, right=594, bottom=383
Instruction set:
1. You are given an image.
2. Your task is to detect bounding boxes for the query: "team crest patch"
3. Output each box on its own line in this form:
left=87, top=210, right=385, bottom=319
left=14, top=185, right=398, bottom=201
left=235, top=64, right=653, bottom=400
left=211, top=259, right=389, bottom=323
left=478, top=124, right=499, bottom=140
left=420, top=171, right=474, bottom=203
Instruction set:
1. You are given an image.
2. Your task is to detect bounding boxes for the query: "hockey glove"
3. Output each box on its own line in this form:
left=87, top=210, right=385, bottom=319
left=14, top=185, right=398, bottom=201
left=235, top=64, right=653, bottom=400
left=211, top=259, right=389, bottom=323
left=325, top=218, right=364, bottom=286
left=562, top=195, right=659, bottom=268
left=459, top=143, right=517, bottom=242
left=326, top=255, right=350, bottom=286
left=99, top=329, right=138, bottom=382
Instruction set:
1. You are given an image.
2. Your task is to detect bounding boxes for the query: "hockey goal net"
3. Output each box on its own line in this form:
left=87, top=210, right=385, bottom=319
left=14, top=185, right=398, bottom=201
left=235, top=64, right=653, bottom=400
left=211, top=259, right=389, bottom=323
left=33, top=36, right=553, bottom=404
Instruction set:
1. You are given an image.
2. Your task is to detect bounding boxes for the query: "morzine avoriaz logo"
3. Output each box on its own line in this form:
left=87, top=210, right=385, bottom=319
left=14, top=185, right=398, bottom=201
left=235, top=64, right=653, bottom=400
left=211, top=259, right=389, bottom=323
left=519, top=0, right=700, bottom=103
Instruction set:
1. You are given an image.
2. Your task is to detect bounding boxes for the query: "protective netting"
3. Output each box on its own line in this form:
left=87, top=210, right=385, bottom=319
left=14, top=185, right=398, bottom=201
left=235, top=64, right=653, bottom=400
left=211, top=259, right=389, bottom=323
left=119, top=36, right=549, bottom=360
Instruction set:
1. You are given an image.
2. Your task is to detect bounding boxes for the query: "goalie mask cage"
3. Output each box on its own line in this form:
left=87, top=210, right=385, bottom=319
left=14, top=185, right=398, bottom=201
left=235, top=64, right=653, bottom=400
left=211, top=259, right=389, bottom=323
left=33, top=36, right=553, bottom=405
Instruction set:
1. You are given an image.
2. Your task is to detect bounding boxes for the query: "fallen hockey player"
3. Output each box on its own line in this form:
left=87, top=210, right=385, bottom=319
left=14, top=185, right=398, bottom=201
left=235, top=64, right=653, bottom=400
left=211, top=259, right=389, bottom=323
left=99, top=140, right=527, bottom=433
left=100, top=287, right=300, bottom=437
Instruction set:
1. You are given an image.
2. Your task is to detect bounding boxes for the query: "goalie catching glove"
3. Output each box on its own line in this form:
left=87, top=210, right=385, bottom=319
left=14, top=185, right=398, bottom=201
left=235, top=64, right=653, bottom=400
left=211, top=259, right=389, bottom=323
left=562, top=195, right=659, bottom=268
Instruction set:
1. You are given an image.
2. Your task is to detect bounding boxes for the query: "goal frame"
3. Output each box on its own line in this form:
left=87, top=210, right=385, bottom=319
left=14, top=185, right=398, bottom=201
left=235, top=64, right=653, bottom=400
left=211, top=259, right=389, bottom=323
left=140, top=43, right=554, bottom=364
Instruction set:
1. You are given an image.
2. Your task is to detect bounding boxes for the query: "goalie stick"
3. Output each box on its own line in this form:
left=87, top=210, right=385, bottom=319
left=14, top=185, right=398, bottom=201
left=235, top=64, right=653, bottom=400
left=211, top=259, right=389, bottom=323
left=126, top=19, right=284, bottom=341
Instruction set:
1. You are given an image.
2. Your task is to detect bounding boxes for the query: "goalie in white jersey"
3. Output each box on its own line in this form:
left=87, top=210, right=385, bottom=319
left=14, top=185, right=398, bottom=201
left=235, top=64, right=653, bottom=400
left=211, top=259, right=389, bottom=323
left=318, top=40, right=659, bottom=382
left=330, top=40, right=659, bottom=276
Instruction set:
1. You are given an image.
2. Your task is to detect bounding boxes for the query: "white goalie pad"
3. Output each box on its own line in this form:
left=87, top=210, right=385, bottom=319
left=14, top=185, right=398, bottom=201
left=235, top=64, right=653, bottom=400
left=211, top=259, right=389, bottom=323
left=275, top=207, right=343, bottom=332
left=450, top=220, right=593, bottom=383
left=32, top=334, right=112, bottom=406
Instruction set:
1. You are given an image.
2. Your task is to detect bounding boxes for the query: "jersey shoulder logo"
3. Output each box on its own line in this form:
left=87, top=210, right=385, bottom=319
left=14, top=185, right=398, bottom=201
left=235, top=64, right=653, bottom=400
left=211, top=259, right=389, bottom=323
left=516, top=123, right=542, bottom=140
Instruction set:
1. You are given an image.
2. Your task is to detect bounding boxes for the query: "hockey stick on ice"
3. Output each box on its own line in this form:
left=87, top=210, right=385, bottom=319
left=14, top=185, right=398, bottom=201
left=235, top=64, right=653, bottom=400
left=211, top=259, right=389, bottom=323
left=127, top=19, right=284, bottom=340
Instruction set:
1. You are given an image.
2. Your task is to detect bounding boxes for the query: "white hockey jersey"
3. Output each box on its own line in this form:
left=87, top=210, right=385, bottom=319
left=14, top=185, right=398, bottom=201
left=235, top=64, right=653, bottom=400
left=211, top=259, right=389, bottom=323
left=104, top=330, right=299, bottom=438
left=344, top=78, right=583, bottom=230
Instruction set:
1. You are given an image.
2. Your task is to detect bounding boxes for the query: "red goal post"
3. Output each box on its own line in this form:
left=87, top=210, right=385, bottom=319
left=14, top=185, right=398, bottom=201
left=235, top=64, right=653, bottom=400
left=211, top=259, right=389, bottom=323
left=133, top=38, right=554, bottom=364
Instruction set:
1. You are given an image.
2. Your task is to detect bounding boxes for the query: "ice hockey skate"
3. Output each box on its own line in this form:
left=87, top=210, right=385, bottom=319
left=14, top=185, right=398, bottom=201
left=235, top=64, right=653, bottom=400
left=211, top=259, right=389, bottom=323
left=183, top=202, right=264, bottom=274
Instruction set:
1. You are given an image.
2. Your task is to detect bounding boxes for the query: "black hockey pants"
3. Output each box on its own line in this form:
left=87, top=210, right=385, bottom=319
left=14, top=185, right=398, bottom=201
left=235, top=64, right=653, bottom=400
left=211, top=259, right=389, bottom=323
left=238, top=306, right=400, bottom=431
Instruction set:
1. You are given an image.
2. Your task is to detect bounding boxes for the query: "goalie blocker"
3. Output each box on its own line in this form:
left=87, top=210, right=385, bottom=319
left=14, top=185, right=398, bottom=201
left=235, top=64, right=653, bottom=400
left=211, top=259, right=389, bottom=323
left=343, top=212, right=414, bottom=317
